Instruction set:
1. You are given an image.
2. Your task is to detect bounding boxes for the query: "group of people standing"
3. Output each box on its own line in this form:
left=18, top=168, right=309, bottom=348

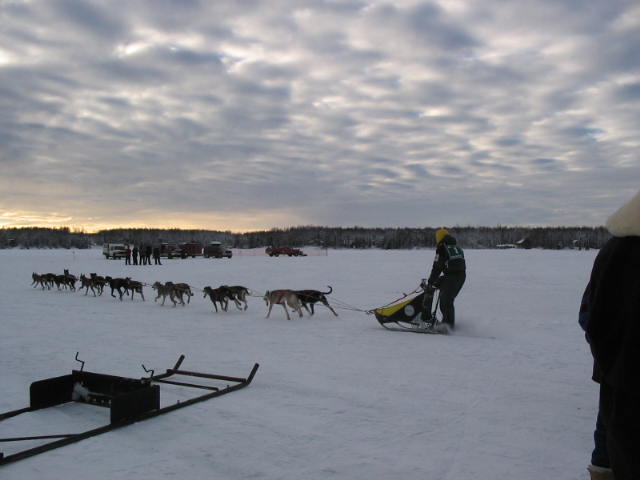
left=123, top=245, right=162, bottom=266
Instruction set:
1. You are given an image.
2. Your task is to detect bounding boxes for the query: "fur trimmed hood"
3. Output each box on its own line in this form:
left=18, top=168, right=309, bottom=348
left=606, top=189, right=640, bottom=237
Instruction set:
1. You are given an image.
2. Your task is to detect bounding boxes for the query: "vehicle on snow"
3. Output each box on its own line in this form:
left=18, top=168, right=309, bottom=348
left=203, top=242, right=232, bottom=258
left=102, top=243, right=127, bottom=259
left=155, top=243, right=180, bottom=258
left=265, top=246, right=306, bottom=257
left=157, top=242, right=201, bottom=259
left=178, top=242, right=204, bottom=258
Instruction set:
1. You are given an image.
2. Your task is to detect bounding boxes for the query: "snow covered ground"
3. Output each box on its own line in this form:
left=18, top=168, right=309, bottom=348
left=0, top=247, right=598, bottom=480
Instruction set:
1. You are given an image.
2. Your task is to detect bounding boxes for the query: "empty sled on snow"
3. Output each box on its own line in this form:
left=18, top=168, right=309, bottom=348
left=372, top=287, right=448, bottom=334
left=0, top=354, right=259, bottom=466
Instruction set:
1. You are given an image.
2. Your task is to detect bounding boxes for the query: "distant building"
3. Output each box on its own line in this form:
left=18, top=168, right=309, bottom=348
left=516, top=238, right=532, bottom=249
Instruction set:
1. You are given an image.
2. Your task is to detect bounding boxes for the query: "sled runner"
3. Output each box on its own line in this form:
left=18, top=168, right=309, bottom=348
left=372, top=287, right=449, bottom=334
left=0, top=354, right=259, bottom=466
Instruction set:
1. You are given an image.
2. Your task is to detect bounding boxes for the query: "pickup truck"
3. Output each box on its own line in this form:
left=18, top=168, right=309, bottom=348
left=265, top=246, right=306, bottom=257
left=203, top=242, right=232, bottom=258
left=102, top=243, right=127, bottom=259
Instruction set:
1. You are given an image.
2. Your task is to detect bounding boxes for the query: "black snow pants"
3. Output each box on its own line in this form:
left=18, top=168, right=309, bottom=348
left=599, top=382, right=640, bottom=479
left=438, top=271, right=465, bottom=328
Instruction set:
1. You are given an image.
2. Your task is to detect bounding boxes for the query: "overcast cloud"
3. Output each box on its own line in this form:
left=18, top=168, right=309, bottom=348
left=1, top=0, right=638, bottom=231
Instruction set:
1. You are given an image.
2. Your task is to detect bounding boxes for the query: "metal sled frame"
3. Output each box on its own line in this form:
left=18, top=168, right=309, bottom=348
left=375, top=288, right=442, bottom=332
left=0, top=354, right=259, bottom=466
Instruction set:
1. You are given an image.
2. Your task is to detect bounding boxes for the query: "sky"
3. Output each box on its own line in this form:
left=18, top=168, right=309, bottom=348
left=1, top=0, right=639, bottom=233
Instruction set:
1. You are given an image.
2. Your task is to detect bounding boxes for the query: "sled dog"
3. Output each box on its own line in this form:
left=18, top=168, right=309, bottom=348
left=263, top=290, right=303, bottom=321
left=105, top=276, right=129, bottom=301
left=152, top=281, right=178, bottom=306
left=295, top=286, right=338, bottom=316
left=221, top=285, right=250, bottom=311
left=125, top=279, right=145, bottom=301
left=172, top=283, right=193, bottom=305
left=79, top=274, right=96, bottom=296
left=203, top=286, right=229, bottom=312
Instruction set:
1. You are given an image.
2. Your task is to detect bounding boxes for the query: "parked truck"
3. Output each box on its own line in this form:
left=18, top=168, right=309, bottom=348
left=156, top=243, right=180, bottom=258
left=203, top=242, right=232, bottom=258
left=102, top=243, right=127, bottom=259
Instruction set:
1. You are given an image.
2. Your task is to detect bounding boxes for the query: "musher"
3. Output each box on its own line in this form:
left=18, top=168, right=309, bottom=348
left=420, top=228, right=466, bottom=329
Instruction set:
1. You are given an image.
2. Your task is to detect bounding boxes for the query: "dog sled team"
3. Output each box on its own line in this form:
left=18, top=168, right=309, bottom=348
left=31, top=269, right=339, bottom=320
left=373, top=228, right=466, bottom=333
left=30, top=229, right=467, bottom=326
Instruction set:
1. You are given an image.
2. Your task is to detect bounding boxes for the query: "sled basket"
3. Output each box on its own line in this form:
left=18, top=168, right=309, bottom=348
left=374, top=290, right=428, bottom=324
left=373, top=289, right=445, bottom=333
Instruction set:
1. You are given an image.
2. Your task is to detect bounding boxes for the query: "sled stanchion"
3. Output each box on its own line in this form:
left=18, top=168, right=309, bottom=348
left=141, top=364, right=154, bottom=378
left=173, top=354, right=186, bottom=370
left=432, top=291, right=440, bottom=321
left=246, top=363, right=259, bottom=384
left=75, top=352, right=85, bottom=371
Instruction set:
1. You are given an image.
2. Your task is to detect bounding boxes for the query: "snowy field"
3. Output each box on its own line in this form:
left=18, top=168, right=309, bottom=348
left=0, top=247, right=598, bottom=480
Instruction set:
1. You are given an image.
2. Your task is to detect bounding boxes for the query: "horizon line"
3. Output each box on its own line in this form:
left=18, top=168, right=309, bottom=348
left=0, top=223, right=607, bottom=235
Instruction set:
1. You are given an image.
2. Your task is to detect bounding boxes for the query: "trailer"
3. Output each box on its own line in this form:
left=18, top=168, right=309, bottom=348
left=265, top=246, right=306, bottom=257
left=0, top=354, right=259, bottom=466
left=178, top=242, right=204, bottom=258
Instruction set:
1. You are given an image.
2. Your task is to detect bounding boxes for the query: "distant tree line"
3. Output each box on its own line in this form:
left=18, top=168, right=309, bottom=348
left=0, top=225, right=610, bottom=250
left=0, top=227, right=92, bottom=249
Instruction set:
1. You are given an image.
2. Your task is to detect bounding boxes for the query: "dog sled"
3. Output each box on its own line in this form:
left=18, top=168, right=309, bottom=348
left=0, top=353, right=259, bottom=466
left=371, top=287, right=449, bottom=334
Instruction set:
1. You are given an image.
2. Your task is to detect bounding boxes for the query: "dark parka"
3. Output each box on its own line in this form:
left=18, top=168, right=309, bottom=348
left=427, top=234, right=466, bottom=285
left=585, top=235, right=640, bottom=395
left=582, top=189, right=640, bottom=479
left=427, top=234, right=466, bottom=328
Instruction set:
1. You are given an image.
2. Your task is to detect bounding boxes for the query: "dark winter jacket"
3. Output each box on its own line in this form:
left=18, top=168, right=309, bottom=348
left=585, top=236, right=640, bottom=394
left=428, top=234, right=466, bottom=285
left=584, top=190, right=640, bottom=395
left=579, top=283, right=603, bottom=383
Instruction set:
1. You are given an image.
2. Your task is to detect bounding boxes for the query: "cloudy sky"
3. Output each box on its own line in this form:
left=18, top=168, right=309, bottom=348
left=1, top=0, right=638, bottom=232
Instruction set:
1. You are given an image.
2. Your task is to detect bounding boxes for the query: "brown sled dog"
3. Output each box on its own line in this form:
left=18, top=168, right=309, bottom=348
left=263, top=290, right=303, bottom=320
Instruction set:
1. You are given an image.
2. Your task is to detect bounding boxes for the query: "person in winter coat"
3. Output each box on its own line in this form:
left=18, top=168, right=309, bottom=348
left=582, top=189, right=640, bottom=480
left=152, top=246, right=162, bottom=265
left=422, top=228, right=466, bottom=329
left=579, top=287, right=611, bottom=479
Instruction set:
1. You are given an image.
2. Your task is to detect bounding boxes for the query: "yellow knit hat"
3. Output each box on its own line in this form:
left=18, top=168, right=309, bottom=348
left=435, top=228, right=449, bottom=244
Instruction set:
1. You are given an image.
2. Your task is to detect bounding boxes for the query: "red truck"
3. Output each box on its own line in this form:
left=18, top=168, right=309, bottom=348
left=265, top=246, right=306, bottom=257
